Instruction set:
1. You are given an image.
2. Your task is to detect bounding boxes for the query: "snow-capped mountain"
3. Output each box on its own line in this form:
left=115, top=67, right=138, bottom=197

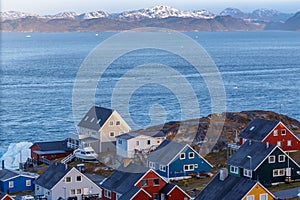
left=116, top=5, right=216, bottom=20
left=77, top=11, right=109, bottom=20
left=1, top=11, right=41, bottom=21
left=44, top=12, right=78, bottom=19
left=220, top=8, right=294, bottom=22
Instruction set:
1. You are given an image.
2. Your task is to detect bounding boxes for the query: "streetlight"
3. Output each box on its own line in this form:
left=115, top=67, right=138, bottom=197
left=247, top=155, right=252, bottom=180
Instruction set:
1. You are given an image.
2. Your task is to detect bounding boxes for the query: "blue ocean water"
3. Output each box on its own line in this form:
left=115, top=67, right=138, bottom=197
left=1, top=31, right=300, bottom=157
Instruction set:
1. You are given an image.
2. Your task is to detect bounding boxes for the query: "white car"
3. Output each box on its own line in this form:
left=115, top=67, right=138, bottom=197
left=21, top=195, right=35, bottom=200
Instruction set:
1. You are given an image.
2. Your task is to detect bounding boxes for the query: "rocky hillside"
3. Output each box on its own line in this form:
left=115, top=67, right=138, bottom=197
left=138, top=110, right=300, bottom=153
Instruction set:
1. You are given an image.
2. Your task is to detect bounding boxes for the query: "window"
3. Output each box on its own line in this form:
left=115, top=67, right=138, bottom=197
left=104, top=189, right=111, bottom=198
left=243, top=169, right=252, bottom=178
left=147, top=140, right=151, bottom=145
left=159, top=165, right=166, bottom=172
left=246, top=195, right=254, bottom=200
left=118, top=139, right=122, bottom=145
left=268, top=156, right=275, bottom=163
left=70, top=189, right=75, bottom=195
left=189, top=152, right=195, bottom=159
left=230, top=166, right=239, bottom=174
left=142, top=180, right=148, bottom=187
left=260, top=194, right=267, bottom=200
left=153, top=179, right=160, bottom=186
left=287, top=140, right=292, bottom=146
left=110, top=132, right=115, bottom=137
left=183, top=164, right=194, bottom=171
left=26, top=180, right=31, bottom=186
left=277, top=141, right=282, bottom=147
left=76, top=176, right=82, bottom=182
left=136, top=141, right=139, bottom=146
left=278, top=155, right=285, bottom=162
left=281, top=129, right=286, bottom=135
left=116, top=121, right=120, bottom=125
left=109, top=121, right=114, bottom=126
left=66, top=177, right=71, bottom=182
left=180, top=153, right=185, bottom=160
left=274, top=130, right=278, bottom=136
left=273, top=169, right=285, bottom=177
left=149, top=162, right=155, bottom=169
left=153, top=193, right=159, bottom=200
left=36, top=185, right=40, bottom=191
left=195, top=164, right=198, bottom=168
left=76, top=189, right=81, bottom=194
left=9, top=181, right=14, bottom=188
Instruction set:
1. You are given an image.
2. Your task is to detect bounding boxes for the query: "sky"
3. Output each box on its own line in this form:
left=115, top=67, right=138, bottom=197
left=1, top=0, right=300, bottom=15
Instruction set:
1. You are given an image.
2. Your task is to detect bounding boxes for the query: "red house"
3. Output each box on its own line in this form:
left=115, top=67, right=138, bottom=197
left=239, top=118, right=300, bottom=152
left=0, top=192, right=13, bottom=200
left=30, top=140, right=73, bottom=162
left=101, top=163, right=191, bottom=200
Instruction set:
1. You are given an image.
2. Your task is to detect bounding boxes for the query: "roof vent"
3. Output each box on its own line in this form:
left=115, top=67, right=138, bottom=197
left=249, top=126, right=255, bottom=131
left=219, top=168, right=228, bottom=181
left=266, top=142, right=269, bottom=148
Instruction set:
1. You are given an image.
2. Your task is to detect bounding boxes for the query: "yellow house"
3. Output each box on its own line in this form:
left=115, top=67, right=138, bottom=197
left=196, top=168, right=276, bottom=200
left=69, top=106, right=131, bottom=153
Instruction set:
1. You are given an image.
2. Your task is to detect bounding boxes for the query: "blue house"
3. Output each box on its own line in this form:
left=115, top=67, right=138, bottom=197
left=0, top=169, right=37, bottom=193
left=147, top=140, right=212, bottom=180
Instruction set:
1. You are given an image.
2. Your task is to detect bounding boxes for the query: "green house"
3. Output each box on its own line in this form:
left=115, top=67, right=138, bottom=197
left=227, top=140, right=300, bottom=186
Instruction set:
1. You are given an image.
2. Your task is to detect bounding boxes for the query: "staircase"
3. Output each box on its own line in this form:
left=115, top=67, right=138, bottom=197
left=61, top=153, right=75, bottom=164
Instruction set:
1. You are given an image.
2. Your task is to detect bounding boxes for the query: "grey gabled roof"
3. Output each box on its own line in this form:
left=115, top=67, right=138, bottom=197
left=195, top=174, right=258, bottom=200
left=239, top=118, right=279, bottom=141
left=147, top=140, right=186, bottom=165
left=84, top=173, right=105, bottom=187
left=0, top=169, right=18, bottom=181
left=116, top=130, right=165, bottom=140
left=31, top=140, right=73, bottom=152
left=227, top=140, right=276, bottom=170
left=78, top=106, right=113, bottom=131
left=101, top=163, right=148, bottom=194
left=34, top=162, right=72, bottom=190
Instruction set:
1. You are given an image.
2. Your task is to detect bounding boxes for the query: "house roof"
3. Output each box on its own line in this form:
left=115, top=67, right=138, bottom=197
left=118, top=187, right=143, bottom=200
left=101, top=163, right=148, bottom=194
left=147, top=140, right=187, bottom=165
left=84, top=173, right=105, bottom=186
left=0, top=192, right=12, bottom=200
left=227, top=140, right=276, bottom=170
left=116, top=130, right=165, bottom=140
left=34, top=162, right=72, bottom=190
left=160, top=183, right=176, bottom=194
left=31, top=140, right=73, bottom=152
left=0, top=169, right=18, bottom=181
left=78, top=106, right=113, bottom=131
left=195, top=174, right=260, bottom=200
left=239, top=118, right=279, bottom=141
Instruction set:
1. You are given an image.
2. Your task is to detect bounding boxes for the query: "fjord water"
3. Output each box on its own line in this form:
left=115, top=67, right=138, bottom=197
left=1, top=31, right=300, bottom=157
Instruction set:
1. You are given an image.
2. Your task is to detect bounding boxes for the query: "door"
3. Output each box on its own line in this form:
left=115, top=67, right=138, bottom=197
left=83, top=187, right=89, bottom=195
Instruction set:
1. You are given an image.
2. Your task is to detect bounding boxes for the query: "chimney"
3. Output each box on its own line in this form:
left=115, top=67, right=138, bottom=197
left=1, top=160, right=4, bottom=170
left=266, top=142, right=269, bottom=148
left=65, top=164, right=68, bottom=170
left=219, top=168, right=228, bottom=181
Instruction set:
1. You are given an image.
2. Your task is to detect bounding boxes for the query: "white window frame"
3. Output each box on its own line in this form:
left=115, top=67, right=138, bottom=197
left=278, top=155, right=285, bottom=162
left=76, top=176, right=82, bottom=182
left=76, top=189, right=82, bottom=194
left=153, top=193, right=159, bottom=200
left=273, top=168, right=285, bottom=177
left=104, top=189, right=111, bottom=198
left=246, top=195, right=254, bottom=200
left=183, top=164, right=194, bottom=171
left=180, top=153, right=185, bottom=160
left=109, top=132, right=115, bottom=137
left=243, top=169, right=252, bottom=178
left=65, top=177, right=71, bottom=183
left=26, top=179, right=31, bottom=186
left=9, top=181, right=14, bottom=188
left=195, top=164, right=198, bottom=168
left=268, top=156, right=275, bottom=163
left=274, top=130, right=278, bottom=136
left=141, top=180, right=148, bottom=187
left=230, top=166, right=239, bottom=174
left=70, top=189, right=76, bottom=195
left=153, top=178, right=160, bottom=186
left=287, top=140, right=292, bottom=146
left=260, top=193, right=267, bottom=200
left=277, top=141, right=282, bottom=147
left=188, top=152, right=195, bottom=159
left=149, top=161, right=155, bottom=169
left=159, top=164, right=166, bottom=172
left=109, top=121, right=114, bottom=126
left=116, top=121, right=121, bottom=125
left=281, top=129, right=286, bottom=135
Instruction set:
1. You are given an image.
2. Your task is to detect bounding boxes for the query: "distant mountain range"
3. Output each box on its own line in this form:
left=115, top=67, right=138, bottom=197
left=1, top=6, right=299, bottom=32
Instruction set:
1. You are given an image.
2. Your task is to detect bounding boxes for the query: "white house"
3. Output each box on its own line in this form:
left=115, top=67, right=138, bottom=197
left=116, top=131, right=166, bottom=158
left=34, top=162, right=103, bottom=200
left=68, top=106, right=131, bottom=153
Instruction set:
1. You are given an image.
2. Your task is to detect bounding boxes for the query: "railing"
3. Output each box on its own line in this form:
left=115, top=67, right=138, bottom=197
left=61, top=153, right=75, bottom=164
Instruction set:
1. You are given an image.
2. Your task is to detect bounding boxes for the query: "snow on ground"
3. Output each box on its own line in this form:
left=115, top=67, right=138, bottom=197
left=0, top=142, right=32, bottom=169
